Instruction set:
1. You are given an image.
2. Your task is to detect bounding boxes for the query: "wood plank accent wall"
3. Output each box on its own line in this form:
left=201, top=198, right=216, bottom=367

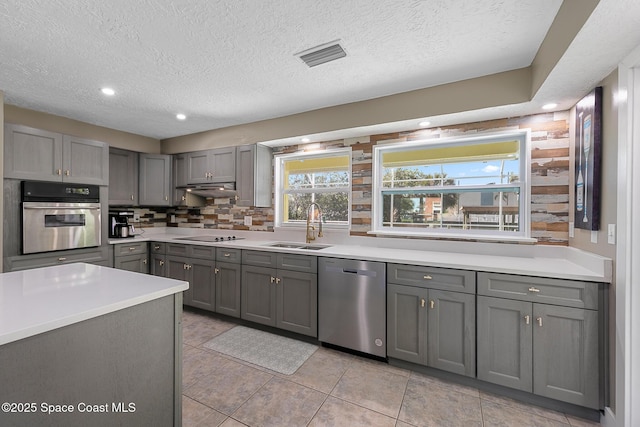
left=137, top=111, right=571, bottom=246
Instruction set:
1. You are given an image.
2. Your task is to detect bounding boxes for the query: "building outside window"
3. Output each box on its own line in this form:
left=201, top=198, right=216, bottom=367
left=372, top=131, right=530, bottom=240
left=274, top=149, right=351, bottom=227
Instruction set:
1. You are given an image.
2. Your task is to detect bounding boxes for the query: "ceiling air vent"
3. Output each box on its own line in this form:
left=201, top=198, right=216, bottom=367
left=297, top=42, right=347, bottom=67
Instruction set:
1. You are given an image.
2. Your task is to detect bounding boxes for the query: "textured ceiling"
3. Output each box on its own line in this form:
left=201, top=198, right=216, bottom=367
left=1, top=0, right=639, bottom=141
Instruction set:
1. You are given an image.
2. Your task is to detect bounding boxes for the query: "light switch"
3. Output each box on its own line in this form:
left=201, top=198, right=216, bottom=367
left=591, top=230, right=598, bottom=243
left=569, top=222, right=575, bottom=238
left=608, top=224, right=616, bottom=244
left=244, top=216, right=252, bottom=226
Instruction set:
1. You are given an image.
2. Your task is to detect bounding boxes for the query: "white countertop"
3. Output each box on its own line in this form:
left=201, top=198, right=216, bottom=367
left=111, top=230, right=612, bottom=283
left=0, top=263, right=188, bottom=346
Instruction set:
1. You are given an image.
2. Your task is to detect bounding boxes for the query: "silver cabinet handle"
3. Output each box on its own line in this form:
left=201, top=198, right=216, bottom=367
left=524, top=315, right=530, bottom=325
left=183, top=264, right=188, bottom=270
left=131, top=194, right=134, bottom=201
left=214, top=268, right=220, bottom=274
left=182, top=195, right=186, bottom=201
left=154, top=245, right=161, bottom=250
left=58, top=257, right=67, bottom=262
left=528, top=287, right=540, bottom=293
left=223, top=253, right=231, bottom=257
left=420, top=298, right=425, bottom=308
left=56, top=169, right=62, bottom=175
left=165, top=196, right=168, bottom=201
left=270, top=276, right=276, bottom=283
left=423, top=275, right=433, bottom=280
left=129, top=247, right=136, bottom=251
left=275, top=277, right=281, bottom=284
left=65, top=170, right=70, bottom=176
left=429, top=300, right=435, bottom=309
left=159, top=260, right=164, bottom=266
left=536, top=317, right=543, bottom=327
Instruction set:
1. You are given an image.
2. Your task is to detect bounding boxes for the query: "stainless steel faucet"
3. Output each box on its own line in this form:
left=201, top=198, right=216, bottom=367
left=305, top=202, right=323, bottom=243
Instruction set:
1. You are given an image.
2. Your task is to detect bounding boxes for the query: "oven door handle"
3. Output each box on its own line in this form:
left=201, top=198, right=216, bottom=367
left=23, top=206, right=101, bottom=210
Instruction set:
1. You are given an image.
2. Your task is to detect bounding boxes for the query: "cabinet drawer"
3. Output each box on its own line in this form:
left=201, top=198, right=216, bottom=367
left=114, top=242, right=147, bottom=256
left=388, top=263, right=475, bottom=294
left=190, top=245, right=216, bottom=259
left=166, top=243, right=189, bottom=257
left=477, top=272, right=598, bottom=309
left=216, top=247, right=241, bottom=264
left=277, top=253, right=317, bottom=273
left=242, top=250, right=277, bottom=267
left=150, top=242, right=166, bottom=254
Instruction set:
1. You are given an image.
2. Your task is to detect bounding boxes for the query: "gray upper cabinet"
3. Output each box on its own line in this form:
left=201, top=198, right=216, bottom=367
left=4, top=124, right=108, bottom=185
left=477, top=273, right=602, bottom=409
left=236, top=144, right=272, bottom=207
left=139, top=153, right=171, bottom=206
left=109, top=148, right=138, bottom=205
left=186, top=147, right=236, bottom=184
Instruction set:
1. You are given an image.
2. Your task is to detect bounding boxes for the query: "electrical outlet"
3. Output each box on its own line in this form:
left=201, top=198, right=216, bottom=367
left=608, top=224, right=616, bottom=245
left=591, top=230, right=598, bottom=243
left=244, top=216, right=252, bottom=226
left=133, top=212, right=140, bottom=222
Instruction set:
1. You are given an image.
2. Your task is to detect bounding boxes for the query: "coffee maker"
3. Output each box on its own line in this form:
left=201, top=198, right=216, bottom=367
left=108, top=210, right=135, bottom=238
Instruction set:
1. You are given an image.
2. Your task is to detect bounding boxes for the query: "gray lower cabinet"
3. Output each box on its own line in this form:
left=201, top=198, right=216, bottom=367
left=215, top=248, right=242, bottom=318
left=166, top=254, right=215, bottom=311
left=112, top=242, right=149, bottom=274
left=150, top=242, right=167, bottom=277
left=477, top=273, right=601, bottom=409
left=109, top=147, right=138, bottom=205
left=4, top=123, right=108, bottom=185
left=139, top=153, right=172, bottom=206
left=241, top=250, right=318, bottom=337
left=387, top=283, right=476, bottom=377
left=4, top=246, right=110, bottom=272
left=386, top=263, right=476, bottom=377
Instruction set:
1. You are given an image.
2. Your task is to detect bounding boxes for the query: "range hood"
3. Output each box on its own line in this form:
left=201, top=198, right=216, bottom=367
left=181, top=182, right=237, bottom=199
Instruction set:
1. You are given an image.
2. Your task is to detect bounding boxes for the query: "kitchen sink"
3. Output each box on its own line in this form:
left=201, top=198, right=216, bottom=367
left=266, top=242, right=331, bottom=250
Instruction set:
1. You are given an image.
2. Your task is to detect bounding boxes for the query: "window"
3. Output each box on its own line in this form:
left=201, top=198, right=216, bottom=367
left=372, top=131, right=530, bottom=239
left=275, top=149, right=351, bottom=227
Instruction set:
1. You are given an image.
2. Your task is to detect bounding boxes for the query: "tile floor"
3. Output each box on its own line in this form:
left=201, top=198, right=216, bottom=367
left=181, top=309, right=601, bottom=427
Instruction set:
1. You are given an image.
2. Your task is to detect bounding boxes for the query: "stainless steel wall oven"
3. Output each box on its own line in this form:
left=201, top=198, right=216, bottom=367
left=21, top=181, right=101, bottom=254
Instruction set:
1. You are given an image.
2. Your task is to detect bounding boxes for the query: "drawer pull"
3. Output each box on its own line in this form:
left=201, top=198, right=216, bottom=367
left=420, top=298, right=425, bottom=308
left=423, top=275, right=433, bottom=280
left=159, top=260, right=164, bottom=266
left=129, top=247, right=136, bottom=251
left=528, top=287, right=540, bottom=293
left=223, top=253, right=231, bottom=257
left=524, top=315, right=530, bottom=325
left=58, top=257, right=67, bottom=262
left=536, top=317, right=543, bottom=327
left=154, top=245, right=161, bottom=250
left=214, top=267, right=220, bottom=274
left=429, top=300, right=435, bottom=309
left=270, top=276, right=275, bottom=283
left=275, top=277, right=281, bottom=284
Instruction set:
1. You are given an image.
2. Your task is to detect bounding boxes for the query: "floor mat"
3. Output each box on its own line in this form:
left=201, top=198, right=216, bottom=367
left=203, top=326, right=318, bottom=375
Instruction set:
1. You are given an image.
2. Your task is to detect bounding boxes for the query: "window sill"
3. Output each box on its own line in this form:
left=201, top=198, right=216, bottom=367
left=367, top=229, right=537, bottom=244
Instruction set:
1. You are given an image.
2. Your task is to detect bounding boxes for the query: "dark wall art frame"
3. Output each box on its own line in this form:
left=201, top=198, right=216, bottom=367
left=574, top=86, right=603, bottom=231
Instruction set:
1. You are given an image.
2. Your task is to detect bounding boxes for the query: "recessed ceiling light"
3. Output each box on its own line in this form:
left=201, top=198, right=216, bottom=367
left=100, top=87, right=115, bottom=96
left=418, top=121, right=431, bottom=127
left=176, top=114, right=186, bottom=120
left=542, top=103, right=557, bottom=110
left=301, top=137, right=311, bottom=143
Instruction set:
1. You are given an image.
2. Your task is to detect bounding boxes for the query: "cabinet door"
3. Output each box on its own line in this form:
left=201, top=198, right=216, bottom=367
left=241, top=265, right=277, bottom=326
left=186, top=150, right=210, bottom=184
left=150, top=254, right=166, bottom=277
left=533, top=304, right=599, bottom=408
left=277, top=270, right=318, bottom=337
left=210, top=147, right=236, bottom=182
left=139, top=153, right=171, bottom=206
left=387, top=283, right=427, bottom=364
left=63, top=135, right=109, bottom=185
left=173, top=154, right=187, bottom=205
left=114, top=254, right=149, bottom=274
left=236, top=144, right=272, bottom=207
left=4, top=124, right=62, bottom=181
left=215, top=261, right=241, bottom=318
left=166, top=256, right=191, bottom=305
left=427, top=289, right=476, bottom=377
left=477, top=296, right=533, bottom=392
left=189, top=258, right=215, bottom=312
left=109, top=148, right=138, bottom=205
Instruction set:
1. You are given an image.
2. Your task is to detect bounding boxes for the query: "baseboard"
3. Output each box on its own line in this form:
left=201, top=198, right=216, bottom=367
left=601, top=406, right=616, bottom=427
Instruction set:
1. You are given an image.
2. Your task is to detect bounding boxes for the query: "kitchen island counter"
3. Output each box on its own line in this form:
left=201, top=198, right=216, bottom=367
left=0, top=263, right=187, bottom=427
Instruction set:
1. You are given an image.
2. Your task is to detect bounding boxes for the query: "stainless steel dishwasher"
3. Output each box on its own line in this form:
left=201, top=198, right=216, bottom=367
left=318, top=257, right=386, bottom=358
